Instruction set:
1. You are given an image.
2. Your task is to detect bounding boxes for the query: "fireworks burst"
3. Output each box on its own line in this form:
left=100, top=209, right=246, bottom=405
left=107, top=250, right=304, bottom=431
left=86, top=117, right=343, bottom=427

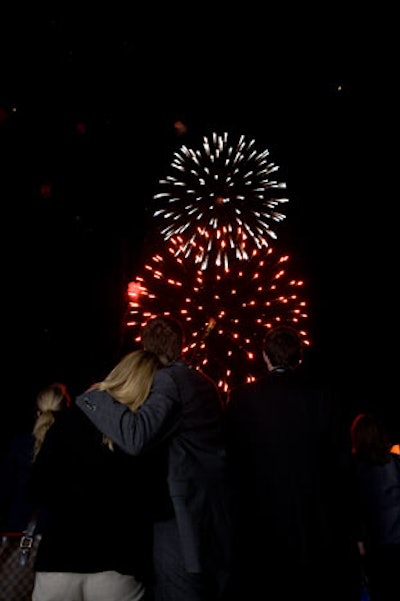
left=126, top=238, right=309, bottom=396
left=152, top=131, right=289, bottom=270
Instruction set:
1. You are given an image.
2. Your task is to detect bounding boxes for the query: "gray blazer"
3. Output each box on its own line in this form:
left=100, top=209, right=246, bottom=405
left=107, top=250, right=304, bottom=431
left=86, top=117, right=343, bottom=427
left=76, top=360, right=232, bottom=581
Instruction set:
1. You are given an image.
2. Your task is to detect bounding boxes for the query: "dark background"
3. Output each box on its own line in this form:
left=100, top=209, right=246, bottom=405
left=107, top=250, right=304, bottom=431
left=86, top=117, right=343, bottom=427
left=1, top=9, right=398, bottom=453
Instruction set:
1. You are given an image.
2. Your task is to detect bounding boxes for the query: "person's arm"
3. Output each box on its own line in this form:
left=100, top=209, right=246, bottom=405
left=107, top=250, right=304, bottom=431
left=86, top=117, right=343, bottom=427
left=75, top=368, right=180, bottom=455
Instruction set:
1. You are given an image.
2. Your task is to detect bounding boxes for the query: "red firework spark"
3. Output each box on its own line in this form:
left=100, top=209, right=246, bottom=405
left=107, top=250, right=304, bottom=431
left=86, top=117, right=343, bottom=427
left=126, top=239, right=309, bottom=395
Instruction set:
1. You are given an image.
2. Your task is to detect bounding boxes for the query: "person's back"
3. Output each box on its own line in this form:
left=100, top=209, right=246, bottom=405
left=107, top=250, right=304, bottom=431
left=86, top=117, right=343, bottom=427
left=30, top=351, right=163, bottom=601
left=351, top=412, right=400, bottom=600
left=154, top=359, right=232, bottom=570
left=30, top=403, right=154, bottom=583
left=0, top=431, right=35, bottom=535
left=225, top=326, right=361, bottom=601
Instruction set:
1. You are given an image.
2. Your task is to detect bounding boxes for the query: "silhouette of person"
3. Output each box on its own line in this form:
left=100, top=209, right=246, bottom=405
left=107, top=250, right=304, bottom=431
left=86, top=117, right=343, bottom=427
left=225, top=325, right=361, bottom=601
left=351, top=412, right=400, bottom=601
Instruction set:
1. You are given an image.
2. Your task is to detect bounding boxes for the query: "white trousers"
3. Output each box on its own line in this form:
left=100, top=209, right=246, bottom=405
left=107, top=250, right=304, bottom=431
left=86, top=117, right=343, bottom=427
left=32, top=570, right=146, bottom=601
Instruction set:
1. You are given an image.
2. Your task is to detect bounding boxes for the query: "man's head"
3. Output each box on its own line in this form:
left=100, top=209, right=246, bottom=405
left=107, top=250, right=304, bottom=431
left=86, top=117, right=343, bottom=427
left=141, top=316, right=184, bottom=366
left=262, top=325, right=303, bottom=371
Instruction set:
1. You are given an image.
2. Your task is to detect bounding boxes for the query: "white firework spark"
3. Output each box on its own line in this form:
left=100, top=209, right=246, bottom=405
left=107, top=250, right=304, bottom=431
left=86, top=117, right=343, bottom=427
left=152, top=131, right=289, bottom=270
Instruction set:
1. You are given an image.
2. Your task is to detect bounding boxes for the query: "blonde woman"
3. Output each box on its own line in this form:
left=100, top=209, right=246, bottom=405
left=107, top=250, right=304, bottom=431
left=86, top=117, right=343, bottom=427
left=31, top=349, right=162, bottom=601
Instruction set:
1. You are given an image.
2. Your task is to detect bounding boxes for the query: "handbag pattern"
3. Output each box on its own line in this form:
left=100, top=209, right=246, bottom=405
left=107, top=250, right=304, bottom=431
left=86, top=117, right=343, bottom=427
left=0, top=534, right=40, bottom=601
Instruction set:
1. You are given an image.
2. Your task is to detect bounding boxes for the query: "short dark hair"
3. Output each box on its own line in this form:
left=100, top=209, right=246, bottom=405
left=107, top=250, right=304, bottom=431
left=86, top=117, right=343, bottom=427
left=141, top=316, right=184, bottom=365
left=263, top=325, right=302, bottom=369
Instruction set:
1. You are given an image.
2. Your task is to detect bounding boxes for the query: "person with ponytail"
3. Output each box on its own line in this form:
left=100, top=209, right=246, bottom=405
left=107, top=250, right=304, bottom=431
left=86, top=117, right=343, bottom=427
left=32, top=383, right=71, bottom=460
left=0, top=382, right=70, bottom=535
left=0, top=382, right=70, bottom=600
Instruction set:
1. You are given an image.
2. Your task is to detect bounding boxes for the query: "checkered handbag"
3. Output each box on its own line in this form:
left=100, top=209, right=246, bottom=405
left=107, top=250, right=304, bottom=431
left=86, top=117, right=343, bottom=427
left=0, top=531, right=40, bottom=601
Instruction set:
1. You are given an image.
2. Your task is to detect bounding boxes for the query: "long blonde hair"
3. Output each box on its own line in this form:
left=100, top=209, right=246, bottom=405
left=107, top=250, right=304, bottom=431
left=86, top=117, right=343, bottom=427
left=32, top=382, right=70, bottom=460
left=94, top=349, right=161, bottom=450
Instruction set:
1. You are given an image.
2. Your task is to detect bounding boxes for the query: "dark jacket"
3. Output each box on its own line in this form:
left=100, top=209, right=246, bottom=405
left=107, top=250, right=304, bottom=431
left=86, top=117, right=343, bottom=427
left=0, top=432, right=35, bottom=533
left=225, top=367, right=361, bottom=600
left=30, top=403, right=155, bottom=580
left=76, top=360, right=232, bottom=586
left=353, top=452, right=400, bottom=547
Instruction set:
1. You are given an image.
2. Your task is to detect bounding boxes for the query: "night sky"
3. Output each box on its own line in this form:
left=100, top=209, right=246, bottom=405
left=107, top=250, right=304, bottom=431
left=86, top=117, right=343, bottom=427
left=1, top=10, right=398, bottom=452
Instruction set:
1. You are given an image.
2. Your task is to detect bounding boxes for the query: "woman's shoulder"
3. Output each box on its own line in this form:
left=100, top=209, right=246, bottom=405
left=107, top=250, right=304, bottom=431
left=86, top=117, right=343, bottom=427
left=47, top=403, right=103, bottom=446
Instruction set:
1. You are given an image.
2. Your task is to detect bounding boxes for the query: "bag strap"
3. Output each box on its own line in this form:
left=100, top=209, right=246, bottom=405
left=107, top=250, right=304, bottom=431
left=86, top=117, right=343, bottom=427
left=18, top=513, right=38, bottom=567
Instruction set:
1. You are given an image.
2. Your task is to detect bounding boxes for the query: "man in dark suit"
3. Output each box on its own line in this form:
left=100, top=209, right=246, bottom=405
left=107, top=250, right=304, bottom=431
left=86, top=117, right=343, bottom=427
left=76, top=316, right=232, bottom=601
left=225, top=325, right=361, bottom=601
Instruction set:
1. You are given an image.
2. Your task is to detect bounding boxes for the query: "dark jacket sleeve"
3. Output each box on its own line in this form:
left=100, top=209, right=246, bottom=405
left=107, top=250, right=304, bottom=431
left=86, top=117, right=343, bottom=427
left=75, top=368, right=180, bottom=455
